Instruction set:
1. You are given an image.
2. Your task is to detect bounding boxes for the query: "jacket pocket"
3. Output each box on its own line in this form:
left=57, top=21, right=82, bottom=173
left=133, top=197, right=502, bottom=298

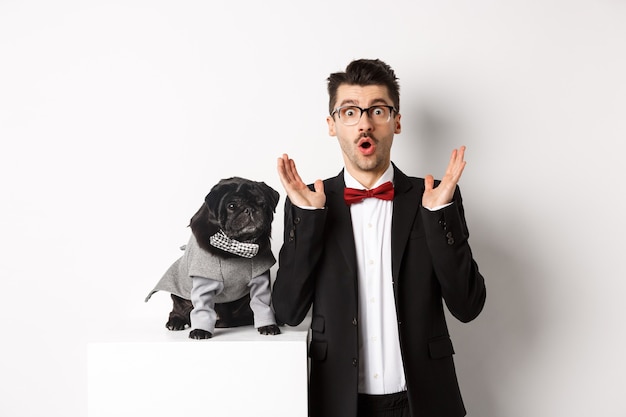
left=428, top=336, right=455, bottom=359
left=309, top=341, right=327, bottom=361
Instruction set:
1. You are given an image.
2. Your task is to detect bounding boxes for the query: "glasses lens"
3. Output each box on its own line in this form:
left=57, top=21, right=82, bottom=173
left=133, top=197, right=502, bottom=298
left=339, top=106, right=361, bottom=125
left=368, top=106, right=391, bottom=123
left=336, top=106, right=393, bottom=126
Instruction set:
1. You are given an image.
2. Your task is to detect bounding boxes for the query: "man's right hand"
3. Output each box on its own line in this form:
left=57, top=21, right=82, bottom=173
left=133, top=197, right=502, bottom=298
left=277, top=154, right=326, bottom=209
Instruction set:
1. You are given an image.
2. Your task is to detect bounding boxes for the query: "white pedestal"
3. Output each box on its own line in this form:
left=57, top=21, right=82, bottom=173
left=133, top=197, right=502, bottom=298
left=88, top=317, right=310, bottom=417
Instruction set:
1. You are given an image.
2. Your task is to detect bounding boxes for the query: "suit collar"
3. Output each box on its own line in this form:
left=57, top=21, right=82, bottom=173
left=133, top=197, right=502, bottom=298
left=390, top=164, right=421, bottom=280
left=343, top=164, right=395, bottom=190
left=324, top=172, right=358, bottom=297
left=328, top=163, right=413, bottom=191
left=325, top=163, right=420, bottom=281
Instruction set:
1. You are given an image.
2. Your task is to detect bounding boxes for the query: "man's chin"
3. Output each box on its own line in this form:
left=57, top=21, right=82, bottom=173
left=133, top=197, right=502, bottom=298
left=355, top=156, right=388, bottom=172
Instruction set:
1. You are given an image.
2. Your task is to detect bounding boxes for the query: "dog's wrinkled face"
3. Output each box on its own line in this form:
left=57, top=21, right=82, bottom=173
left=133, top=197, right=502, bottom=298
left=207, top=178, right=279, bottom=242
left=190, top=177, right=280, bottom=248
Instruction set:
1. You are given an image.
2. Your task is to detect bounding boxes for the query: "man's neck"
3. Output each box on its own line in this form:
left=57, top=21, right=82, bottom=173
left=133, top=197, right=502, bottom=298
left=344, top=163, right=394, bottom=190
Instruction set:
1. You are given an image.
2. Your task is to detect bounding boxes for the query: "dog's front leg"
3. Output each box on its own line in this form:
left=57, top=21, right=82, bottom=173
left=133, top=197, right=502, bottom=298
left=249, top=271, right=281, bottom=336
left=189, top=276, right=223, bottom=339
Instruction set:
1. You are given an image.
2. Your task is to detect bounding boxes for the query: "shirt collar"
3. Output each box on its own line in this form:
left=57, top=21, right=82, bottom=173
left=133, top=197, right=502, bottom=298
left=343, top=163, right=395, bottom=190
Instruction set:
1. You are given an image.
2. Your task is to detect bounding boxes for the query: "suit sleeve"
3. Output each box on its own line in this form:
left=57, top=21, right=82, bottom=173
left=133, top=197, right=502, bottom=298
left=421, top=186, right=486, bottom=323
left=272, top=198, right=328, bottom=326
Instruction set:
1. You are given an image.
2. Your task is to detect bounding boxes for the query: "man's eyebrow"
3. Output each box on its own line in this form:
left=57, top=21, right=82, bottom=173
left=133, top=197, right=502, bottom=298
left=336, top=99, right=358, bottom=108
left=369, top=98, right=390, bottom=106
left=336, top=98, right=391, bottom=108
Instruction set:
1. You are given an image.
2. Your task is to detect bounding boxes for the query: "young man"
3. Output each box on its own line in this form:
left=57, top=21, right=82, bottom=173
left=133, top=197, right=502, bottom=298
left=273, top=59, right=486, bottom=417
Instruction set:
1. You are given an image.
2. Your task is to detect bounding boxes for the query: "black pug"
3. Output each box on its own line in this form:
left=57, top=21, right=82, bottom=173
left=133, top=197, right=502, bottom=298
left=145, top=177, right=281, bottom=339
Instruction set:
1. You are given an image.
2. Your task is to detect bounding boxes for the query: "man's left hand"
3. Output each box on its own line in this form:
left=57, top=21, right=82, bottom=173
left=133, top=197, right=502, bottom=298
left=422, top=146, right=467, bottom=209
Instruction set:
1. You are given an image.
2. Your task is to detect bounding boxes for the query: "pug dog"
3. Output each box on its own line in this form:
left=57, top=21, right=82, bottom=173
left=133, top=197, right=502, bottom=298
left=145, top=177, right=281, bottom=339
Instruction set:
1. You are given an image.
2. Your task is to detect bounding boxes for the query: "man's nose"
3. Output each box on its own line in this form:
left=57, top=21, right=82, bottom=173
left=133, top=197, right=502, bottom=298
left=357, top=111, right=374, bottom=131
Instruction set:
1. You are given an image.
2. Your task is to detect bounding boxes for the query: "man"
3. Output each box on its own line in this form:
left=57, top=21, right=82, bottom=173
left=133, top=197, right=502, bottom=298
left=272, top=59, right=486, bottom=417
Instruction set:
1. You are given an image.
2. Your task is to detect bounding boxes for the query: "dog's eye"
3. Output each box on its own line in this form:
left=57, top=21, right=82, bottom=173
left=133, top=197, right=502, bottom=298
left=227, top=203, right=236, bottom=210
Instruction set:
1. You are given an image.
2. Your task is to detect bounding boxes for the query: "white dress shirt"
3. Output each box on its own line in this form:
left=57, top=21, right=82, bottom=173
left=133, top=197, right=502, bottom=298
left=344, top=165, right=407, bottom=395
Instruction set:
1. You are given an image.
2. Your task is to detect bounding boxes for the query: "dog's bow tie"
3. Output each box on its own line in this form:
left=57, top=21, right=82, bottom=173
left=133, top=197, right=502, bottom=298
left=344, top=181, right=394, bottom=205
left=209, top=230, right=259, bottom=258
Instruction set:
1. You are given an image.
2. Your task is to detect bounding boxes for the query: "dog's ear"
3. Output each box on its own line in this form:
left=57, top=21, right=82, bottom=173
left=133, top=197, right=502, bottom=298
left=189, top=201, right=220, bottom=252
left=259, top=182, right=280, bottom=212
left=189, top=203, right=209, bottom=229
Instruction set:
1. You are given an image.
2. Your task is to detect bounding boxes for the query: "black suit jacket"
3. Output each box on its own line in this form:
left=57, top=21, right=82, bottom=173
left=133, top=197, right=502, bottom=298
left=272, top=164, right=486, bottom=417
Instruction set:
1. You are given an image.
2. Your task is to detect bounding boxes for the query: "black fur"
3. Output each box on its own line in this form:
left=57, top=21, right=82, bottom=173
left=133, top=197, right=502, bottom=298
left=164, top=177, right=281, bottom=337
left=189, top=177, right=279, bottom=258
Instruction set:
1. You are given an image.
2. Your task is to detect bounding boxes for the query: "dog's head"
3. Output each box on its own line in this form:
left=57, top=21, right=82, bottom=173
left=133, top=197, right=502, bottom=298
left=189, top=177, right=280, bottom=255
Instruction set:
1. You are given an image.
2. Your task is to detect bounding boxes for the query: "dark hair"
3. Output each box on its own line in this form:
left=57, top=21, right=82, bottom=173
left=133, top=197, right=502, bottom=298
left=327, top=59, right=400, bottom=114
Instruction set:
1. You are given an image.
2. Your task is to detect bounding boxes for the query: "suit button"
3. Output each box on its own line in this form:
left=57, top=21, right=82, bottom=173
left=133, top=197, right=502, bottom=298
left=352, top=318, right=357, bottom=326
left=447, top=237, right=455, bottom=245
left=352, top=358, right=358, bottom=367
left=446, top=232, right=453, bottom=238
left=294, top=217, right=301, bottom=224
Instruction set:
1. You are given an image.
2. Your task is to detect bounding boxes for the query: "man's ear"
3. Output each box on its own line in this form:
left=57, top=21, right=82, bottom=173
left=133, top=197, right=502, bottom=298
left=327, top=115, right=336, bottom=136
left=394, top=113, right=402, bottom=134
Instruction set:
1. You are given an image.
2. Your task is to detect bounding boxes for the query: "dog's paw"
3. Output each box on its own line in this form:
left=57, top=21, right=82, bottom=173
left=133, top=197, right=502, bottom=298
left=165, top=317, right=189, bottom=331
left=189, top=329, right=213, bottom=340
left=258, top=324, right=281, bottom=336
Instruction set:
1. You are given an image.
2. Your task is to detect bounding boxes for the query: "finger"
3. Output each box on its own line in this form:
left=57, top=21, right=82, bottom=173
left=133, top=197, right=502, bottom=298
left=313, top=179, right=324, bottom=194
left=451, top=146, right=467, bottom=180
left=288, top=158, right=306, bottom=186
left=424, top=174, right=434, bottom=192
left=278, top=154, right=310, bottom=195
left=444, top=146, right=467, bottom=182
left=455, top=160, right=467, bottom=180
left=447, top=147, right=460, bottom=171
left=277, top=155, right=291, bottom=184
left=457, top=145, right=466, bottom=161
left=452, top=146, right=465, bottom=170
left=278, top=154, right=297, bottom=185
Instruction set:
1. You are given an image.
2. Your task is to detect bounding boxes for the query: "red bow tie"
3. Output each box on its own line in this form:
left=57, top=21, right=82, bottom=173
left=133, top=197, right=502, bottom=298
left=344, top=181, right=395, bottom=205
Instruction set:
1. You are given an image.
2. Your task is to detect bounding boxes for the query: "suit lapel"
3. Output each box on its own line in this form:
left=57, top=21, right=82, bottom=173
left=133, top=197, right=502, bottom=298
left=325, top=172, right=358, bottom=281
left=324, top=167, right=421, bottom=289
left=391, top=165, right=421, bottom=280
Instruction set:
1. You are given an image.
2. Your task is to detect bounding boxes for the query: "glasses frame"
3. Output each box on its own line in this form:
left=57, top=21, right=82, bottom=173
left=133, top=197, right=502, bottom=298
left=330, top=105, right=398, bottom=126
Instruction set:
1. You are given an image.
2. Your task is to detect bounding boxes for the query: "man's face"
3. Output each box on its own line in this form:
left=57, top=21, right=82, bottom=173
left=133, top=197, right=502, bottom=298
left=327, top=84, right=401, bottom=181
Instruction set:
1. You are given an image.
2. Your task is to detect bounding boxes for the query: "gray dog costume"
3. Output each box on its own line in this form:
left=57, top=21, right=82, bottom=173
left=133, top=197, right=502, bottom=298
left=145, top=233, right=277, bottom=333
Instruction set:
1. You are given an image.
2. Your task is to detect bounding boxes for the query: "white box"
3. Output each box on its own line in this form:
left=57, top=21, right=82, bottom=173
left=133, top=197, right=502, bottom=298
left=88, top=317, right=310, bottom=417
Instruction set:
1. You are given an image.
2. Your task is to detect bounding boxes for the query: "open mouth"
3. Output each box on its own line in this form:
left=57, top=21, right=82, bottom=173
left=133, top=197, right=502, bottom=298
left=357, top=136, right=376, bottom=155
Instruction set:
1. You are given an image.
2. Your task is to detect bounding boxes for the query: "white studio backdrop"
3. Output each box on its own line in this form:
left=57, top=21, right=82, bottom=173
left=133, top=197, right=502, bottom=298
left=1, top=1, right=625, bottom=416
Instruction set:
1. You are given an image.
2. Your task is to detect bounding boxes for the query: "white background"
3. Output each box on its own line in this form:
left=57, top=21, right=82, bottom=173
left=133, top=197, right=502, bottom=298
left=2, top=1, right=626, bottom=416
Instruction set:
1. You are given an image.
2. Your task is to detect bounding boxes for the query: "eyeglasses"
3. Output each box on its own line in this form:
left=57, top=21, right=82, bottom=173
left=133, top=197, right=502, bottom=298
left=330, top=105, right=397, bottom=126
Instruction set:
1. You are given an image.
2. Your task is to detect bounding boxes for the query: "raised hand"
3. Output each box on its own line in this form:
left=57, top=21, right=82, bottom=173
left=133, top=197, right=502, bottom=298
left=422, top=146, right=467, bottom=209
left=277, top=154, right=326, bottom=209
